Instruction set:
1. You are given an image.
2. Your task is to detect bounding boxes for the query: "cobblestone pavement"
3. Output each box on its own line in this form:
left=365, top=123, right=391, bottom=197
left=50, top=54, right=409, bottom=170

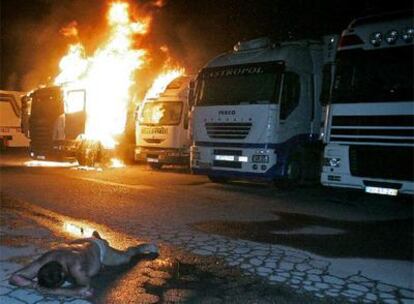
left=0, top=201, right=340, bottom=304
left=1, top=196, right=413, bottom=304
left=136, top=223, right=414, bottom=304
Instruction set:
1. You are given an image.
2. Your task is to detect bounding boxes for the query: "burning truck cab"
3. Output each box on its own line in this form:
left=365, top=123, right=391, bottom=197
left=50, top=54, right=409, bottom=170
left=26, top=86, right=64, bottom=160
left=135, top=74, right=193, bottom=169
left=25, top=86, right=120, bottom=166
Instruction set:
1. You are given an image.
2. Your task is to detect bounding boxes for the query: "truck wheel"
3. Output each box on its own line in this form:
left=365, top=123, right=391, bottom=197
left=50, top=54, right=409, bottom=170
left=275, top=154, right=303, bottom=189
left=149, top=163, right=163, bottom=170
left=286, top=157, right=302, bottom=182
left=208, top=175, right=229, bottom=183
left=77, top=140, right=101, bottom=167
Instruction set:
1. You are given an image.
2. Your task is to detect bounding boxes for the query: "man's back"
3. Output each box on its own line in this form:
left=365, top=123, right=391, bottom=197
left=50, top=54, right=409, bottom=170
left=52, top=239, right=102, bottom=277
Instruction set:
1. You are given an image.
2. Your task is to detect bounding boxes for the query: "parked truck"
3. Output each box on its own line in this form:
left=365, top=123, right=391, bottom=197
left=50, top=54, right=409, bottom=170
left=135, top=76, right=193, bottom=169
left=23, top=86, right=111, bottom=165
left=190, top=36, right=337, bottom=185
left=321, top=10, right=413, bottom=196
left=0, top=90, right=30, bottom=149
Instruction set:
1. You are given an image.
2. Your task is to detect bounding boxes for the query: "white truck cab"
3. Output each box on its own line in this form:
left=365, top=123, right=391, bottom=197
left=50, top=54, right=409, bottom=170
left=135, top=76, right=193, bottom=169
left=321, top=10, right=413, bottom=196
left=190, top=36, right=337, bottom=184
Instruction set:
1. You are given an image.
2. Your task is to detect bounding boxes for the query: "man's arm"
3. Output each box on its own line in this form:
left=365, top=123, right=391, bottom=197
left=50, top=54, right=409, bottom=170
left=9, top=252, right=53, bottom=288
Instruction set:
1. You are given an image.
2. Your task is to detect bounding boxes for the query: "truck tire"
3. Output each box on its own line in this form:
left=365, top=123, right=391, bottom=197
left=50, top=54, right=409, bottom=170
left=275, top=153, right=303, bottom=189
left=286, top=157, right=302, bottom=182
left=77, top=140, right=101, bottom=167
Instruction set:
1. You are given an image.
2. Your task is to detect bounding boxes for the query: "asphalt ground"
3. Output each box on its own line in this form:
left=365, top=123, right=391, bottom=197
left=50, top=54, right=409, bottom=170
left=1, top=148, right=413, bottom=303
left=1, top=194, right=350, bottom=304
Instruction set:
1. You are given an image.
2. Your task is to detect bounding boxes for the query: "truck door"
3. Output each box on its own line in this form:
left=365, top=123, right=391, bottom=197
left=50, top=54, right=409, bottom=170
left=278, top=71, right=303, bottom=143
left=64, top=89, right=86, bottom=140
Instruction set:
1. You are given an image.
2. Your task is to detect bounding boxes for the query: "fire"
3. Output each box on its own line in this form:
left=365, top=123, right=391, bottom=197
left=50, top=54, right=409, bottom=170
left=143, top=68, right=185, bottom=101
left=25, top=160, right=77, bottom=167
left=55, top=2, right=149, bottom=149
left=109, top=158, right=125, bottom=168
left=151, top=104, right=165, bottom=124
left=141, top=68, right=184, bottom=123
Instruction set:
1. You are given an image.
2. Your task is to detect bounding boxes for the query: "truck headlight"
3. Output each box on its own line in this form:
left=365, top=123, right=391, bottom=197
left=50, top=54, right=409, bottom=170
left=324, top=157, right=341, bottom=167
left=252, top=155, right=269, bottom=163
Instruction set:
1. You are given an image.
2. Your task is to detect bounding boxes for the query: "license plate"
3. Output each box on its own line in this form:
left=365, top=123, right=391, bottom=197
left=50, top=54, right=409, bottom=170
left=365, top=186, right=398, bottom=196
left=147, top=158, right=159, bottom=163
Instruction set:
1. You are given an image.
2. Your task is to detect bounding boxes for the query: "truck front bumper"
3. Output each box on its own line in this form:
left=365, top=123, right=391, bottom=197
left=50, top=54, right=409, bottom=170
left=135, top=147, right=189, bottom=165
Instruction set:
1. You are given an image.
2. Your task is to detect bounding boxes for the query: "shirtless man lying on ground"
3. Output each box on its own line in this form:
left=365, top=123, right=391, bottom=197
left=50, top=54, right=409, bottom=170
left=9, top=231, right=158, bottom=298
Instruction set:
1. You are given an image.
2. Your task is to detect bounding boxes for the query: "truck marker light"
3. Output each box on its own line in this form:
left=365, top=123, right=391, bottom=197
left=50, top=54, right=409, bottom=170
left=385, top=30, right=398, bottom=44
left=401, top=28, right=414, bottom=42
left=369, top=32, right=383, bottom=46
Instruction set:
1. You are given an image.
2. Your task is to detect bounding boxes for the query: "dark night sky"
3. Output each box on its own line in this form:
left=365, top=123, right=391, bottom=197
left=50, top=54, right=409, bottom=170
left=1, top=0, right=412, bottom=92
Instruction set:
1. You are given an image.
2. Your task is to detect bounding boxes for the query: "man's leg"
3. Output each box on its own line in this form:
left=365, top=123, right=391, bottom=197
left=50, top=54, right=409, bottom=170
left=101, top=243, right=158, bottom=266
left=101, top=246, right=132, bottom=266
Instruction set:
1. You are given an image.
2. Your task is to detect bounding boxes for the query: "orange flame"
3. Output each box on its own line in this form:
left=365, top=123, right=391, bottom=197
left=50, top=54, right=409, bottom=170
left=60, top=21, right=79, bottom=38
left=143, top=68, right=185, bottom=101
left=55, top=2, right=149, bottom=149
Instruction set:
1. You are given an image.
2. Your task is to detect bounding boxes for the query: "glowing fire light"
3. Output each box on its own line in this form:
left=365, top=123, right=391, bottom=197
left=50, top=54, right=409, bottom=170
left=143, top=69, right=185, bottom=101
left=55, top=2, right=149, bottom=149
left=64, top=222, right=94, bottom=237
left=140, top=69, right=185, bottom=124
left=109, top=158, right=125, bottom=168
left=25, top=160, right=77, bottom=167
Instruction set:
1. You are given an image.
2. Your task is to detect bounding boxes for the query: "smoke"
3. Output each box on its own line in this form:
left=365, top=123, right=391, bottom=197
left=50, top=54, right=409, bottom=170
left=2, top=0, right=410, bottom=92
left=1, top=0, right=107, bottom=91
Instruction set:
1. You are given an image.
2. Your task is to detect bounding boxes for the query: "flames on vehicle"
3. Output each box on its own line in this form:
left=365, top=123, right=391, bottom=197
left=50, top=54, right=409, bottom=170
left=38, top=1, right=185, bottom=168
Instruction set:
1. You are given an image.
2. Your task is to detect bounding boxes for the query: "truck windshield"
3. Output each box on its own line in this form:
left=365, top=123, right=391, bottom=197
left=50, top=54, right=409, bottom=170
left=331, top=45, right=413, bottom=103
left=139, top=101, right=183, bottom=125
left=196, top=61, right=283, bottom=106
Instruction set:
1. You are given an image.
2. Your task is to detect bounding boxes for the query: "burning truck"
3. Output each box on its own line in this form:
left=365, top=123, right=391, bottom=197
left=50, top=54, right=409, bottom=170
left=135, top=71, right=193, bottom=169
left=23, top=2, right=180, bottom=167
left=24, top=85, right=121, bottom=166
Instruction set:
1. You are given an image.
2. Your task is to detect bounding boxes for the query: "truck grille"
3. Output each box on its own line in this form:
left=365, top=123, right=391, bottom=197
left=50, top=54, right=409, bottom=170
left=349, top=145, right=414, bottom=181
left=30, top=121, right=55, bottom=155
left=205, top=122, right=252, bottom=139
left=329, top=115, right=414, bottom=145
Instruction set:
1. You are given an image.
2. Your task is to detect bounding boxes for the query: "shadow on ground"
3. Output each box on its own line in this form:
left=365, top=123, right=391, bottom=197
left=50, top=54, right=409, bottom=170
left=193, top=211, right=414, bottom=261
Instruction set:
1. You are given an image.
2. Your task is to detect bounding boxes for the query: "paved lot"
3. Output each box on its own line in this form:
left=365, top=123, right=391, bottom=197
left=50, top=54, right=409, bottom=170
left=0, top=149, right=413, bottom=303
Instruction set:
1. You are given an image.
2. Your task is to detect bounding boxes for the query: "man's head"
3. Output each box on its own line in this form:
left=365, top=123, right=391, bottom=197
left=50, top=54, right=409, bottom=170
left=37, top=261, right=66, bottom=288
